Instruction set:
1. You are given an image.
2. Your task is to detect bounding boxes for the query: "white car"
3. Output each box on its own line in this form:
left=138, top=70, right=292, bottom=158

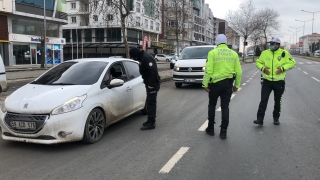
left=0, top=58, right=147, bottom=144
left=173, top=45, right=216, bottom=88
left=314, top=50, right=320, bottom=57
left=154, top=54, right=168, bottom=61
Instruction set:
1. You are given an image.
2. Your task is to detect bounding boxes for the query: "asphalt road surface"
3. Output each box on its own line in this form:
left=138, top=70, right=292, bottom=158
left=0, top=57, right=319, bottom=180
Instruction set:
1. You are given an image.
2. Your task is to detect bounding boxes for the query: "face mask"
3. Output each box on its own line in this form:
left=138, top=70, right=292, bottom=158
left=270, top=45, right=275, bottom=51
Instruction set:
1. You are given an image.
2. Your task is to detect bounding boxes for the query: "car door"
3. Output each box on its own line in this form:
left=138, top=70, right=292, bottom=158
left=100, top=62, right=132, bottom=123
left=123, top=61, right=146, bottom=111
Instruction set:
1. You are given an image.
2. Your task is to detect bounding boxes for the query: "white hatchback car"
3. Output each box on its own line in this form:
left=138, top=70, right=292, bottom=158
left=154, top=54, right=168, bottom=61
left=314, top=50, right=320, bottom=57
left=173, top=45, right=216, bottom=88
left=0, top=58, right=147, bottom=144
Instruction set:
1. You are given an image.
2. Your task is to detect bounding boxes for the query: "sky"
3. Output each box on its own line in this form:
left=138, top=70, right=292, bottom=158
left=207, top=0, right=320, bottom=48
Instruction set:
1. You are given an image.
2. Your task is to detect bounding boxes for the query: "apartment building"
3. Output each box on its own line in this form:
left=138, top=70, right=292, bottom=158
left=298, top=33, right=320, bottom=54
left=2, top=0, right=68, bottom=66
left=62, top=0, right=165, bottom=59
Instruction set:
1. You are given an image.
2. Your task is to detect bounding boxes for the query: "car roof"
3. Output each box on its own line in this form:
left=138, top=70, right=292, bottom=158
left=183, top=45, right=217, bottom=49
left=65, top=58, right=137, bottom=63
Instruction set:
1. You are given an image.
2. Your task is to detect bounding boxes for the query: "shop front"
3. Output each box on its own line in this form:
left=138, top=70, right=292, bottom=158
left=8, top=33, right=65, bottom=66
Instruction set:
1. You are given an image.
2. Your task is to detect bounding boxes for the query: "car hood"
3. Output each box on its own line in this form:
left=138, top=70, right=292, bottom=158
left=175, top=59, right=206, bottom=67
left=5, top=84, right=92, bottom=114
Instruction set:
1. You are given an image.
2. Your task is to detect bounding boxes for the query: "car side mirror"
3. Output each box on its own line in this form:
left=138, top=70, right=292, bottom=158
left=108, top=79, right=124, bottom=89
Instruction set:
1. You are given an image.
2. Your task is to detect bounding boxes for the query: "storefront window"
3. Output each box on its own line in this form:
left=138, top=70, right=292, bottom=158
left=13, top=43, right=31, bottom=65
left=16, top=0, right=55, bottom=10
left=95, top=29, right=105, bottom=42
left=107, top=28, right=121, bottom=42
left=84, top=29, right=92, bottom=42
left=12, top=18, right=59, bottom=37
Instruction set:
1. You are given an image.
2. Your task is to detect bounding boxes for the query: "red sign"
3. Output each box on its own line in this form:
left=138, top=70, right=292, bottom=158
left=142, top=36, right=148, bottom=51
left=299, top=42, right=303, bottom=47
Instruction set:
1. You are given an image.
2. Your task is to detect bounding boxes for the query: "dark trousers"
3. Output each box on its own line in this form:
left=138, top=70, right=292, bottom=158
left=145, top=83, right=160, bottom=123
left=208, top=78, right=233, bottom=129
left=257, top=80, right=285, bottom=120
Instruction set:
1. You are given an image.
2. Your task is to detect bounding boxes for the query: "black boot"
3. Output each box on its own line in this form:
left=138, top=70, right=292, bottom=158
left=141, top=119, right=156, bottom=130
left=273, top=117, right=280, bottom=125
left=253, top=117, right=264, bottom=125
left=220, top=128, right=227, bottom=139
left=205, top=121, right=215, bottom=136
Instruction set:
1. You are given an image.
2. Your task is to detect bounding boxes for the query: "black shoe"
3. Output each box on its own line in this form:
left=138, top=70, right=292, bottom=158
left=253, top=119, right=263, bottom=125
left=205, top=127, right=215, bottom=136
left=142, top=121, right=148, bottom=126
left=140, top=123, right=156, bottom=130
left=220, top=128, right=227, bottom=139
left=273, top=118, right=280, bottom=125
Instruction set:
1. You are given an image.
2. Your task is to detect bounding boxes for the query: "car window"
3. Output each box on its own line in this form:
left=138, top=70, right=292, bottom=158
left=102, top=62, right=128, bottom=84
left=180, top=47, right=215, bottom=60
left=124, top=61, right=140, bottom=80
left=32, top=61, right=108, bottom=85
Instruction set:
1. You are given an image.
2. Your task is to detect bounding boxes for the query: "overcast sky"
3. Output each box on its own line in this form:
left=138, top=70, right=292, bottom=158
left=207, top=0, right=320, bottom=46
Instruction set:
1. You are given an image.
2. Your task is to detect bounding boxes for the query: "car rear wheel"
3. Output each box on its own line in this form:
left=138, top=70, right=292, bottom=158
left=82, top=108, right=105, bottom=144
left=175, top=83, right=182, bottom=88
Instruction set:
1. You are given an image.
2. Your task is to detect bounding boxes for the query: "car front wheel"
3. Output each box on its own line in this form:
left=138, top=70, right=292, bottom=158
left=82, top=108, right=106, bottom=144
left=175, top=83, right=182, bottom=88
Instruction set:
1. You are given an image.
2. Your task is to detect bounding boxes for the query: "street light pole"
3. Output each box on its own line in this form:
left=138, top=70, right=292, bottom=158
left=44, top=0, right=47, bottom=68
left=301, top=10, right=320, bottom=34
left=295, top=19, right=312, bottom=53
left=289, top=26, right=302, bottom=45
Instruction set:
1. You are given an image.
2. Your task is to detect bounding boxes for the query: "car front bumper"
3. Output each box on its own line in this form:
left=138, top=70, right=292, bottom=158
left=173, top=72, right=204, bottom=83
left=0, top=109, right=89, bottom=144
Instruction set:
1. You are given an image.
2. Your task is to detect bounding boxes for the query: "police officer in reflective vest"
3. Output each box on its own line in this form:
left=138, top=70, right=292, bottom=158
left=254, top=37, right=296, bottom=126
left=202, top=34, right=242, bottom=139
left=129, top=47, right=160, bottom=130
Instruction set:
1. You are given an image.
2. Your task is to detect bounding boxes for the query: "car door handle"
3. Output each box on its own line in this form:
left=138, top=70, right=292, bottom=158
left=126, top=87, right=132, bottom=91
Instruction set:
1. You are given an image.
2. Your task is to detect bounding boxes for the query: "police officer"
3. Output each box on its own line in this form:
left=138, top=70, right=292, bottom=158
left=254, top=37, right=296, bottom=125
left=129, top=47, right=160, bottom=130
left=202, top=34, right=242, bottom=139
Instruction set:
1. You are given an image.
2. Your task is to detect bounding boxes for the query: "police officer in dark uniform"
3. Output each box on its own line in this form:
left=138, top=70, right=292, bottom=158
left=129, top=47, right=160, bottom=130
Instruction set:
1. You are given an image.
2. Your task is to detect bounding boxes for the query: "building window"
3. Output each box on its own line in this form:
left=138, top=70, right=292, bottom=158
left=136, top=17, right=140, bottom=27
left=127, top=29, right=138, bottom=43
left=143, top=0, right=155, bottom=17
left=12, top=43, right=31, bottom=65
left=71, top=2, right=76, bottom=9
left=95, top=28, right=105, bottom=42
left=93, top=1, right=98, bottom=8
left=144, top=19, right=148, bottom=29
left=156, top=23, right=159, bottom=31
left=136, top=2, right=140, bottom=12
left=107, top=15, right=113, bottom=21
left=107, top=28, right=121, bottom=42
left=63, top=30, right=71, bottom=43
left=150, top=21, right=153, bottom=30
left=126, top=0, right=134, bottom=11
left=93, top=15, right=98, bottom=21
left=71, top=17, right=77, bottom=23
left=84, top=29, right=92, bottom=42
left=107, top=0, right=112, bottom=6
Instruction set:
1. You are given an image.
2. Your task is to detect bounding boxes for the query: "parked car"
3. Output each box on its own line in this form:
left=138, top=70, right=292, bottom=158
left=170, top=55, right=179, bottom=69
left=0, top=58, right=147, bottom=144
left=166, top=53, right=177, bottom=62
left=154, top=54, right=167, bottom=61
left=314, top=50, right=320, bottom=57
left=247, top=50, right=254, bottom=56
left=173, top=45, right=216, bottom=88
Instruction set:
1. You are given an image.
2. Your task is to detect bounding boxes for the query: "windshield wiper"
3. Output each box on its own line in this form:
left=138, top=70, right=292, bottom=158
left=51, top=83, right=75, bottom=85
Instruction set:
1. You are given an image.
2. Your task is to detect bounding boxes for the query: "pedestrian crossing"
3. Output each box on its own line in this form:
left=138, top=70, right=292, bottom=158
left=297, top=62, right=320, bottom=65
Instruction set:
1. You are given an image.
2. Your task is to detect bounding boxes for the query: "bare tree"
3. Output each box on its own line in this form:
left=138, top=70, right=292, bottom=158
left=226, top=0, right=260, bottom=62
left=256, top=8, right=280, bottom=50
left=225, top=26, right=240, bottom=51
left=163, top=0, right=193, bottom=56
left=249, top=29, right=263, bottom=61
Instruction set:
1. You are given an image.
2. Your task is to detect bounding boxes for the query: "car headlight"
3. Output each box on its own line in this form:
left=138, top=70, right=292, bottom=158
left=1, top=96, right=9, bottom=113
left=202, top=67, right=206, bottom=71
left=51, top=94, right=87, bottom=115
left=174, top=66, right=180, bottom=71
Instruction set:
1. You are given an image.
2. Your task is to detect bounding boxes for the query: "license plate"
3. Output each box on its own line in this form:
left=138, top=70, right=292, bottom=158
left=10, top=121, right=36, bottom=130
left=184, top=79, right=195, bottom=82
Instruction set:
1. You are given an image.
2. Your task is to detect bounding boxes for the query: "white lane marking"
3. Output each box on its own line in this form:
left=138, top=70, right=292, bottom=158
left=198, top=120, right=208, bottom=131
left=312, top=77, right=320, bottom=82
left=238, top=87, right=242, bottom=91
left=307, top=62, right=312, bottom=64
left=316, top=62, right=319, bottom=64
left=250, top=78, right=253, bottom=80
left=159, top=147, right=190, bottom=174
left=303, top=71, right=308, bottom=74
left=297, top=68, right=301, bottom=70
left=242, top=83, right=247, bottom=86
left=246, top=80, right=250, bottom=82
left=299, top=62, right=304, bottom=64
left=216, top=94, right=235, bottom=112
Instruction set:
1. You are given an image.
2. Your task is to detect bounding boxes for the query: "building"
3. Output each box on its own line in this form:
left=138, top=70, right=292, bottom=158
left=0, top=0, right=12, bottom=64
left=1, top=0, right=68, bottom=66
left=225, top=26, right=240, bottom=51
left=213, top=17, right=227, bottom=38
left=62, top=0, right=167, bottom=59
left=299, top=33, right=320, bottom=54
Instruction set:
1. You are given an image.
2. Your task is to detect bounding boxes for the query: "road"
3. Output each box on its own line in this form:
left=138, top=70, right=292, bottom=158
left=0, top=57, right=319, bottom=180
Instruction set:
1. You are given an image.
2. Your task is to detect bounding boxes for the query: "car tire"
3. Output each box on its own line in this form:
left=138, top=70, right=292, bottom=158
left=82, top=108, right=106, bottom=144
left=170, top=63, right=174, bottom=69
left=166, top=59, right=169, bottom=62
left=175, top=83, right=182, bottom=88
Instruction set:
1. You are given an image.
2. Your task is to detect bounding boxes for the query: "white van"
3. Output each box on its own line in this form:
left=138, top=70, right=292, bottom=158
left=0, top=55, right=8, bottom=93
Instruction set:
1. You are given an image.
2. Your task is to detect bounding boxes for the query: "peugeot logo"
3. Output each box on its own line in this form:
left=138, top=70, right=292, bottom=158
left=188, top=67, right=192, bottom=72
left=23, top=103, right=29, bottom=109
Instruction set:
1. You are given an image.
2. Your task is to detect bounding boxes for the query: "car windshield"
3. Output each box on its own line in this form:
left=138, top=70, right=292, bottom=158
left=179, top=47, right=214, bottom=60
left=31, top=61, right=108, bottom=85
